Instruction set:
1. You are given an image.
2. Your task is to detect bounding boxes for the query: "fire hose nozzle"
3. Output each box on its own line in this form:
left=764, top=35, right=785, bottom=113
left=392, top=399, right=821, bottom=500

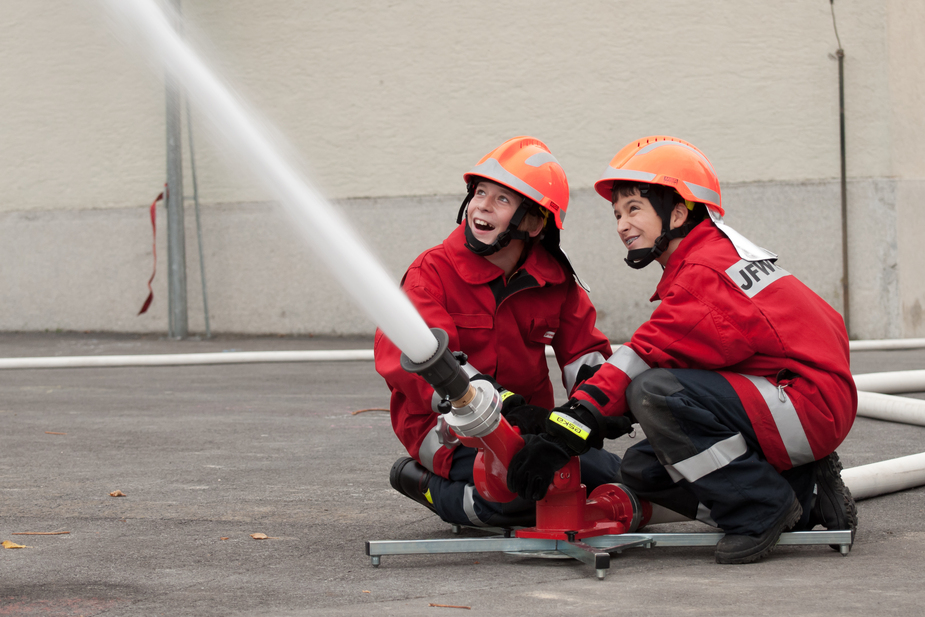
left=399, top=328, right=521, bottom=502
left=400, top=328, right=502, bottom=439
left=400, top=328, right=471, bottom=404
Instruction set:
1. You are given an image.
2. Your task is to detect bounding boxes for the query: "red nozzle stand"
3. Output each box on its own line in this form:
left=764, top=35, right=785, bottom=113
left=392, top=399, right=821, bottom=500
left=517, top=458, right=651, bottom=541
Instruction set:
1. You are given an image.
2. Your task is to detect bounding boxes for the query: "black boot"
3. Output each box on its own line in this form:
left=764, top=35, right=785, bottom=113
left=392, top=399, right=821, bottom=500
left=715, top=498, right=802, bottom=564
left=808, top=451, right=858, bottom=550
left=390, top=457, right=437, bottom=514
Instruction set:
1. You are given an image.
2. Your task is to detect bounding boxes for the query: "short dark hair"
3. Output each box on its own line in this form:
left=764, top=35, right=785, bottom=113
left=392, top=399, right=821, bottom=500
left=610, top=181, right=681, bottom=205
left=611, top=180, right=707, bottom=226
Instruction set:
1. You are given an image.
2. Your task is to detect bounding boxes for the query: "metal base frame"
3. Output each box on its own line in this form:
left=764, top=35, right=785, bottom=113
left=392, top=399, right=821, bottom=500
left=366, top=527, right=853, bottom=579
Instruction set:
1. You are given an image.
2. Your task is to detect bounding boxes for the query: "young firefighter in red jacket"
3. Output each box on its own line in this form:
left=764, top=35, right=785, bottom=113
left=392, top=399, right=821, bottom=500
left=375, top=136, right=623, bottom=528
left=507, top=136, right=858, bottom=564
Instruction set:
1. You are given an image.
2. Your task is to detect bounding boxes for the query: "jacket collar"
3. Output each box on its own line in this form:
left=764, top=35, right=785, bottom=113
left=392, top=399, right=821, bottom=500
left=445, top=222, right=567, bottom=288
left=652, top=221, right=726, bottom=301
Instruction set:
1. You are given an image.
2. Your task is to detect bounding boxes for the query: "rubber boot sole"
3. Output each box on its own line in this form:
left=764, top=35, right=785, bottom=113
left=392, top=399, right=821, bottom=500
left=813, top=452, right=858, bottom=551
left=715, top=498, right=803, bottom=565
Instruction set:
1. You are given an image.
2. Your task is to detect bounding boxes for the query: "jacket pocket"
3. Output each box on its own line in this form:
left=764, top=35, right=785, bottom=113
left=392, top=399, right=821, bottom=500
left=528, top=317, right=559, bottom=345
left=452, top=313, right=494, bottom=330
left=451, top=313, right=495, bottom=372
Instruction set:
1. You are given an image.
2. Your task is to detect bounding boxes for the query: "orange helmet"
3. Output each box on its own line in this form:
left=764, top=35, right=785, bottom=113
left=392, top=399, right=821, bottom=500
left=462, top=136, right=569, bottom=229
left=594, top=135, right=723, bottom=216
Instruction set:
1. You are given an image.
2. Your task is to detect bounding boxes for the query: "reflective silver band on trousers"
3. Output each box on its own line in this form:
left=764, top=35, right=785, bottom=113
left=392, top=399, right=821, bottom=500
left=740, top=374, right=815, bottom=467
left=417, top=427, right=443, bottom=473
left=563, top=350, right=607, bottom=393
left=665, top=433, right=748, bottom=483
left=662, top=373, right=815, bottom=482
left=463, top=484, right=486, bottom=526
left=605, top=345, right=650, bottom=379
left=696, top=502, right=717, bottom=527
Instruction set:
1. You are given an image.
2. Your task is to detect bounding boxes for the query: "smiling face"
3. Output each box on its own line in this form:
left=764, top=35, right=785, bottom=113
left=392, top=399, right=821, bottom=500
left=612, top=186, right=691, bottom=267
left=612, top=189, right=664, bottom=253
left=466, top=180, right=528, bottom=246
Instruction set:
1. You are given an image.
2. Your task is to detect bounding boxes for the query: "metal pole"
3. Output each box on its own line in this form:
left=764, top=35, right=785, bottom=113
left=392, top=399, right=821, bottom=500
left=838, top=48, right=849, bottom=337
left=165, top=0, right=188, bottom=339
left=832, top=0, right=850, bottom=337
left=186, top=100, right=211, bottom=338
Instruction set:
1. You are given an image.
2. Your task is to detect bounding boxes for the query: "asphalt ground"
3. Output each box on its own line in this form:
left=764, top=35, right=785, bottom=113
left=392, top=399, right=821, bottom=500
left=1, top=332, right=924, bottom=616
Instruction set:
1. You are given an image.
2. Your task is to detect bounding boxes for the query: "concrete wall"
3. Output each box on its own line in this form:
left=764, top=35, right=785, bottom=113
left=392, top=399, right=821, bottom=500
left=1, top=0, right=923, bottom=340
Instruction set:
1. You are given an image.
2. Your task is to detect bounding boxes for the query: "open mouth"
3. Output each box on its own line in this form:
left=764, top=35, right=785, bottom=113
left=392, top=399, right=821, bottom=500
left=624, top=235, right=639, bottom=248
left=473, top=217, right=495, bottom=232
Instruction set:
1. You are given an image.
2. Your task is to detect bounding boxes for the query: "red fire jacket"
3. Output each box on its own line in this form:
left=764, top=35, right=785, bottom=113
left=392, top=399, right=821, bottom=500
left=375, top=223, right=612, bottom=478
left=573, top=222, right=857, bottom=472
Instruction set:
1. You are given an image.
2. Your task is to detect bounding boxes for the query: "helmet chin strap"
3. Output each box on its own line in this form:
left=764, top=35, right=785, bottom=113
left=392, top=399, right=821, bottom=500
left=458, top=188, right=531, bottom=257
left=624, top=226, right=688, bottom=269
left=625, top=234, right=668, bottom=269
left=623, top=185, right=696, bottom=270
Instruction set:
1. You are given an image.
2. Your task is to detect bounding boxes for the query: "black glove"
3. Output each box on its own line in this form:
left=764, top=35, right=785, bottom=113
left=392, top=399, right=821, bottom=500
left=574, top=363, right=602, bottom=387
left=471, top=373, right=526, bottom=407
left=503, top=404, right=549, bottom=435
left=471, top=373, right=539, bottom=420
left=546, top=398, right=635, bottom=456
left=506, top=433, right=572, bottom=501
left=470, top=375, right=548, bottom=435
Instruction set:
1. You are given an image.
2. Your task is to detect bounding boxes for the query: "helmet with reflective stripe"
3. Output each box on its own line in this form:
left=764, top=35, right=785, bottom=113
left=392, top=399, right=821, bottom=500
left=454, top=136, right=584, bottom=283
left=460, top=136, right=569, bottom=231
left=594, top=135, right=723, bottom=217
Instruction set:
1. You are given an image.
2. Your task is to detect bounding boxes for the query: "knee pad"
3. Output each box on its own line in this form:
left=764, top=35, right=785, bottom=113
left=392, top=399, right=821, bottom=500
left=626, top=368, right=683, bottom=424
left=626, top=370, right=698, bottom=462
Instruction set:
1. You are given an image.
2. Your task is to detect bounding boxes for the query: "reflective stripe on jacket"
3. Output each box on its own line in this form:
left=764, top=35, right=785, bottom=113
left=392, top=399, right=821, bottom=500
left=573, top=222, right=856, bottom=471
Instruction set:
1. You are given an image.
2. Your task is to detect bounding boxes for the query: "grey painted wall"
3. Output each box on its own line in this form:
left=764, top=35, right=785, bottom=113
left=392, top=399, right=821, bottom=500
left=4, top=178, right=921, bottom=340
left=2, top=1, right=923, bottom=340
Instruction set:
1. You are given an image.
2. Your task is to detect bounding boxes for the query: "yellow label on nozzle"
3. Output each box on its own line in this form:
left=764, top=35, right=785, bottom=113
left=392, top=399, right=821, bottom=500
left=550, top=411, right=590, bottom=440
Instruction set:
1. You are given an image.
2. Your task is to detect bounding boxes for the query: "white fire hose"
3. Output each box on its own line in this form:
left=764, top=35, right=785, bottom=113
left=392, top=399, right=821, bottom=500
left=856, top=391, right=925, bottom=426
left=853, top=370, right=925, bottom=395
left=0, top=349, right=373, bottom=369
left=840, top=452, right=925, bottom=500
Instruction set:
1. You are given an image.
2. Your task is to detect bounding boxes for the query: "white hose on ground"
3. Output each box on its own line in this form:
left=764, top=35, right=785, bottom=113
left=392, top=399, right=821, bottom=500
left=857, top=391, right=925, bottom=426
left=840, top=452, right=925, bottom=501
left=853, top=370, right=925, bottom=394
left=848, top=338, right=925, bottom=351
left=2, top=332, right=919, bottom=372
left=0, top=349, right=374, bottom=370
left=541, top=338, right=925, bottom=359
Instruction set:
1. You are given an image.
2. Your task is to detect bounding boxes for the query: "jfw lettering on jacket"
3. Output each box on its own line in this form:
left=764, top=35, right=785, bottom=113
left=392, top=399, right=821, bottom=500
left=725, top=259, right=790, bottom=298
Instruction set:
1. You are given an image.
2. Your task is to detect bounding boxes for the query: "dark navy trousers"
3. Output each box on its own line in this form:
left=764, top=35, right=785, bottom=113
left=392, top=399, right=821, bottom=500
left=620, top=368, right=814, bottom=535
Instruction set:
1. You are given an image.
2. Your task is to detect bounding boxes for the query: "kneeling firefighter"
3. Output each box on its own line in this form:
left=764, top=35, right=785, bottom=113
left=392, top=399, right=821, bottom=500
left=506, top=135, right=858, bottom=563
left=374, top=136, right=623, bottom=527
